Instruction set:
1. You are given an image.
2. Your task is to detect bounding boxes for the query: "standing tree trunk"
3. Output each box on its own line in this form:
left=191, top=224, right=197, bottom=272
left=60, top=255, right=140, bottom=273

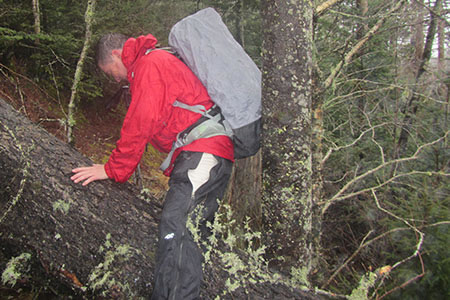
left=355, top=0, right=368, bottom=118
left=67, top=0, right=96, bottom=145
left=223, top=0, right=262, bottom=237
left=224, top=151, right=262, bottom=233
left=234, top=0, right=245, bottom=48
left=31, top=0, right=41, bottom=44
left=261, top=0, right=314, bottom=278
left=395, top=0, right=442, bottom=158
left=31, top=0, right=41, bottom=35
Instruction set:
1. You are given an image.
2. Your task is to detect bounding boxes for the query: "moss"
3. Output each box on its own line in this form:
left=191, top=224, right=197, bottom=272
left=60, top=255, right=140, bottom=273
left=52, top=199, right=71, bottom=214
left=88, top=233, right=136, bottom=297
left=290, top=266, right=309, bottom=290
left=198, top=204, right=285, bottom=297
left=1, top=253, right=32, bottom=287
left=348, top=271, right=377, bottom=300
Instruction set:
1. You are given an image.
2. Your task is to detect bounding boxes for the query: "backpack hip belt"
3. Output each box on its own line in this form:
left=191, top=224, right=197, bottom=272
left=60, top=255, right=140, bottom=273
left=159, top=101, right=233, bottom=171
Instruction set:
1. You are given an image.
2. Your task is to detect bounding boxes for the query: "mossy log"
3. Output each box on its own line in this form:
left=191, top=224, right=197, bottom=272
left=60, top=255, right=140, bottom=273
left=0, top=98, right=322, bottom=299
left=0, top=97, right=161, bottom=298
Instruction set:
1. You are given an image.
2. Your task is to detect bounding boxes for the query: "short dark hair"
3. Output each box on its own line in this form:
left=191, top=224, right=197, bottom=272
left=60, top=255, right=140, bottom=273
left=95, top=33, right=128, bottom=66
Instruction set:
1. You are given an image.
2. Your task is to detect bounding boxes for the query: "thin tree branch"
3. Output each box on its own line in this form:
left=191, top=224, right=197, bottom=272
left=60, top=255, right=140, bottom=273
left=323, top=0, right=406, bottom=90
left=376, top=248, right=425, bottom=299
left=322, top=221, right=449, bottom=289
left=371, top=189, right=426, bottom=299
left=413, top=0, right=450, bottom=27
left=321, top=122, right=391, bottom=166
left=0, top=62, right=58, bottom=103
left=322, top=229, right=375, bottom=288
left=315, top=0, right=345, bottom=17
left=326, top=170, right=449, bottom=205
left=321, top=132, right=449, bottom=214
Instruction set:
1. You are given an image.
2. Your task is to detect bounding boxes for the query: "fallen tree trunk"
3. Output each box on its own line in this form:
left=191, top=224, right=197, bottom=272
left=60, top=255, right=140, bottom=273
left=0, top=97, right=161, bottom=298
left=0, top=98, right=322, bottom=299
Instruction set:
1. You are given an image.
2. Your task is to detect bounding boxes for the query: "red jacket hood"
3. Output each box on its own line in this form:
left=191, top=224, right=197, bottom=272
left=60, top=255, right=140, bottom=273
left=121, top=34, right=158, bottom=70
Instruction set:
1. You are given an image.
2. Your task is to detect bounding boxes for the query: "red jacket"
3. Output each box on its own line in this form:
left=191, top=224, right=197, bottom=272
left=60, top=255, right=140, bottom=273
left=104, top=34, right=234, bottom=182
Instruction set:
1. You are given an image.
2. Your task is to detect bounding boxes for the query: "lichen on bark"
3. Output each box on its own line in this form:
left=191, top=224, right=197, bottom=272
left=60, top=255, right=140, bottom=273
left=261, top=0, right=315, bottom=276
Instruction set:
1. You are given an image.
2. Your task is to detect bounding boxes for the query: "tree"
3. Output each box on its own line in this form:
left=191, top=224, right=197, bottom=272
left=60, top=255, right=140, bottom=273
left=261, top=0, right=314, bottom=278
left=395, top=0, right=443, bottom=159
left=31, top=0, right=41, bottom=44
left=67, top=0, right=96, bottom=145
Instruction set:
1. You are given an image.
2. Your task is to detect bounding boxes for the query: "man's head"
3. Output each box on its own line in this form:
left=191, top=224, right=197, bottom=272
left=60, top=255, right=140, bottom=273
left=96, top=33, right=129, bottom=82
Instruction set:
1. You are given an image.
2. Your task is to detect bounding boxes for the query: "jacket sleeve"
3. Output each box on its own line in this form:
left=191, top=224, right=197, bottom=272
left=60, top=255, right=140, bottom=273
left=105, top=60, right=168, bottom=183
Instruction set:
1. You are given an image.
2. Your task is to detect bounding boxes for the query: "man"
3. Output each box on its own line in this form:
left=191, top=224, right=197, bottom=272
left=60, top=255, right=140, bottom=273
left=71, top=33, right=234, bottom=299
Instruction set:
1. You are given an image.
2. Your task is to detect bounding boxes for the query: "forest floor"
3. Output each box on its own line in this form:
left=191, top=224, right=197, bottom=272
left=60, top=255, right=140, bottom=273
left=0, top=70, right=168, bottom=299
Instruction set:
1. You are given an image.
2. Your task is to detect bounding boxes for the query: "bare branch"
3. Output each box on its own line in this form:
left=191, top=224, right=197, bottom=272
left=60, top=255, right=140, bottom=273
left=372, top=188, right=424, bottom=270
left=321, top=132, right=449, bottom=214
left=321, top=122, right=391, bottom=166
left=323, top=0, right=406, bottom=90
left=376, top=252, right=425, bottom=300
left=0, top=62, right=57, bottom=103
left=322, top=221, right=449, bottom=289
left=326, top=170, right=449, bottom=205
left=371, top=189, right=426, bottom=299
left=315, top=0, right=345, bottom=17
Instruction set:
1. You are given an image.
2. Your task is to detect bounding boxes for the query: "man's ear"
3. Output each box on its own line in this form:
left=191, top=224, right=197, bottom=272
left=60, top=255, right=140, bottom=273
left=111, top=49, right=122, bottom=58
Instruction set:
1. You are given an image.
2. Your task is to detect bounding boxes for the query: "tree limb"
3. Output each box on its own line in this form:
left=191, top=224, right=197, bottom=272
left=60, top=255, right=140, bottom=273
left=320, top=132, right=449, bottom=214
left=315, top=0, right=345, bottom=17
left=323, top=0, right=406, bottom=90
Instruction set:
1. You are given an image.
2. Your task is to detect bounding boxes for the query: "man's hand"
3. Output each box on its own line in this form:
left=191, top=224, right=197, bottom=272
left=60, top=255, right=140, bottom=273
left=71, top=164, right=108, bottom=186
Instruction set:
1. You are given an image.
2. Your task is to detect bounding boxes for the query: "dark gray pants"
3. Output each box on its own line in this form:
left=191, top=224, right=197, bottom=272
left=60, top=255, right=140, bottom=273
left=151, top=151, right=232, bottom=300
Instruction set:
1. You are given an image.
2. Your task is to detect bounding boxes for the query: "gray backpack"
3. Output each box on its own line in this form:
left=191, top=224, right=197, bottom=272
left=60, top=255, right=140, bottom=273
left=160, top=8, right=261, bottom=171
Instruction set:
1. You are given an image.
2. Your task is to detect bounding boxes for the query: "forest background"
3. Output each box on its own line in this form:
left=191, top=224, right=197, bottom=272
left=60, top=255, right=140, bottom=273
left=0, top=0, right=448, bottom=299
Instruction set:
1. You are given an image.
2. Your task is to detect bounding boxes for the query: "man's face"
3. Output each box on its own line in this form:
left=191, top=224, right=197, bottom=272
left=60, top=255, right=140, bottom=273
left=99, top=50, right=128, bottom=83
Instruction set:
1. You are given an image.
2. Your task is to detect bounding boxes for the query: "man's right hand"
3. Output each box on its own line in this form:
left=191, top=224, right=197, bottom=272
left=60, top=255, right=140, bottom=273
left=71, top=164, right=108, bottom=186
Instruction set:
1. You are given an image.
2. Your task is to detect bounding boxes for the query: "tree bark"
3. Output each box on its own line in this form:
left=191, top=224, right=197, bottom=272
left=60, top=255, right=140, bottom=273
left=31, top=0, right=41, bottom=44
left=0, top=98, right=322, bottom=299
left=261, top=0, right=314, bottom=274
left=0, top=98, right=159, bottom=298
left=224, top=151, right=262, bottom=232
left=395, top=0, right=442, bottom=158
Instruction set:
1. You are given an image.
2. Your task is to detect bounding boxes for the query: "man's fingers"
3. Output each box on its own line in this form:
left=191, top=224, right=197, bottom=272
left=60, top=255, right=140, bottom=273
left=81, top=176, right=94, bottom=186
left=71, top=169, right=91, bottom=183
left=72, top=166, right=90, bottom=173
left=70, top=164, right=107, bottom=186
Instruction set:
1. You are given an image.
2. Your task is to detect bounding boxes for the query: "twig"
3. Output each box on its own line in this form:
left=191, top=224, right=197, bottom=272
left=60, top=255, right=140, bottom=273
left=371, top=188, right=425, bottom=299
left=0, top=62, right=57, bottom=103
left=321, top=122, right=391, bottom=166
left=323, top=0, right=406, bottom=90
left=315, top=0, right=345, bottom=17
left=323, top=229, right=375, bottom=288
left=324, top=170, right=449, bottom=205
left=322, top=221, right=449, bottom=290
left=375, top=246, right=425, bottom=299
left=320, top=132, right=449, bottom=214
